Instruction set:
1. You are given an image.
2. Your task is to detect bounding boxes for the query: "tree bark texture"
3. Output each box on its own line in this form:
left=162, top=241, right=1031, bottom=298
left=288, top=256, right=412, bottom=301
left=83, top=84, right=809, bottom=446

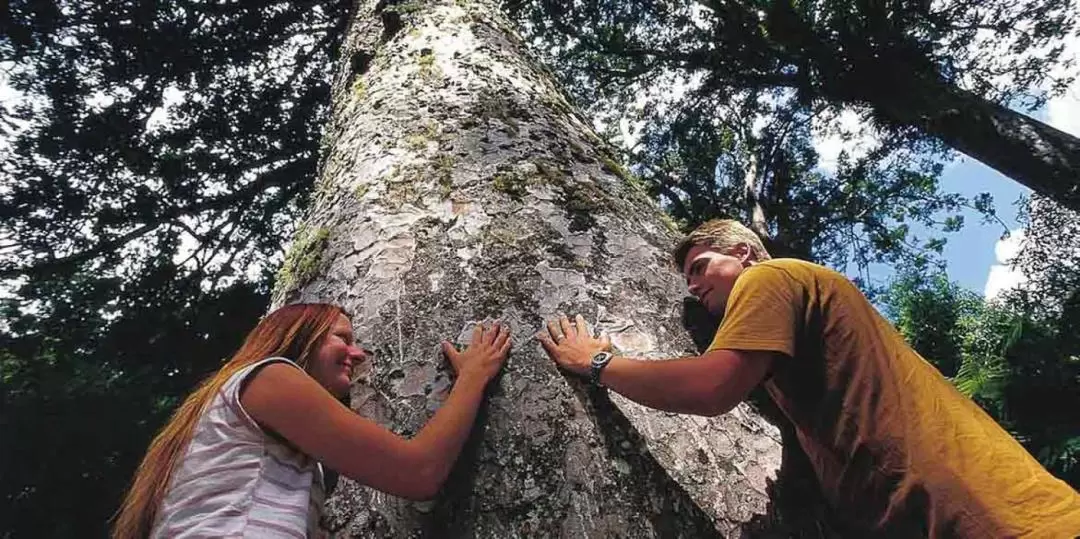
left=271, top=1, right=825, bottom=536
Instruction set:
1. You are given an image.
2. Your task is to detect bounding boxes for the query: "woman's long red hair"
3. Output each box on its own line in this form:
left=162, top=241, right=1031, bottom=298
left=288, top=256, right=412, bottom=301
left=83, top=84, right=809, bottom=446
left=110, top=303, right=344, bottom=539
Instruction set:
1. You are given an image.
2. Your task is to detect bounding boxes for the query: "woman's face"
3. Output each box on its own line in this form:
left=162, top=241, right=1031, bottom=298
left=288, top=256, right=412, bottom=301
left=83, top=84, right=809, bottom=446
left=308, top=313, right=368, bottom=398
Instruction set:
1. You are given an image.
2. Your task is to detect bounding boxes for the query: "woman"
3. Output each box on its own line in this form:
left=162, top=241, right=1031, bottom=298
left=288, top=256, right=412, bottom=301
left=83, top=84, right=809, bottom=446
left=112, top=303, right=510, bottom=538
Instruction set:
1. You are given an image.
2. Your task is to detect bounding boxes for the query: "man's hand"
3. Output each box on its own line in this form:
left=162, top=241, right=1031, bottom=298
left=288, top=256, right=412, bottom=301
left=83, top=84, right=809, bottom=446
left=537, top=314, right=611, bottom=377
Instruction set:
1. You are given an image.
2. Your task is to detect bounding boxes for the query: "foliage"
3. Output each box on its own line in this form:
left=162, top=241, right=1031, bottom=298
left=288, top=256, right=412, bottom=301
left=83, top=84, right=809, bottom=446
left=504, top=0, right=1065, bottom=285
left=1013, top=195, right=1080, bottom=322
left=626, top=88, right=974, bottom=287
left=0, top=273, right=268, bottom=537
left=1, top=1, right=345, bottom=535
left=1004, top=195, right=1080, bottom=482
left=883, top=269, right=1080, bottom=487
left=509, top=0, right=1077, bottom=105
left=1, top=0, right=347, bottom=282
left=507, top=0, right=1077, bottom=144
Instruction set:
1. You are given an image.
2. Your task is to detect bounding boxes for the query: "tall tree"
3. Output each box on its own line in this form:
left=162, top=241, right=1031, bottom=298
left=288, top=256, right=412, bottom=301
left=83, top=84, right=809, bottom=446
left=1, top=0, right=1053, bottom=533
left=276, top=0, right=829, bottom=535
left=510, top=0, right=1080, bottom=212
left=1014, top=195, right=1080, bottom=323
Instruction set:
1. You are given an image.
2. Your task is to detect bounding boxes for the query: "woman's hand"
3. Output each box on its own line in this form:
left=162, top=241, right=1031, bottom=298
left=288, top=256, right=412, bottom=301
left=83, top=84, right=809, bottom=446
left=441, top=323, right=511, bottom=383
left=537, top=314, right=611, bottom=377
left=245, top=323, right=514, bottom=502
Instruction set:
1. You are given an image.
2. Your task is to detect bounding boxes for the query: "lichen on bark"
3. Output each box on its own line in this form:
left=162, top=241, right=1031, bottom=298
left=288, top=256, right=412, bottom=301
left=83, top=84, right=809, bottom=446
left=276, top=226, right=331, bottom=294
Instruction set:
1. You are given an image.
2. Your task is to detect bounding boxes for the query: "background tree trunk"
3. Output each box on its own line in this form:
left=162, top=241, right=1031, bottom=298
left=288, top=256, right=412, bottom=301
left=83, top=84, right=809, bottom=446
left=759, top=1, right=1080, bottom=213
left=271, top=1, right=831, bottom=536
left=870, top=76, right=1080, bottom=214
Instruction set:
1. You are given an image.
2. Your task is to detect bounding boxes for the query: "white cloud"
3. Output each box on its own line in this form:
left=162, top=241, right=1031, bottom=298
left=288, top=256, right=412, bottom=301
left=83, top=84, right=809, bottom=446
left=0, top=62, right=31, bottom=155
left=1046, top=29, right=1080, bottom=137
left=1047, top=93, right=1080, bottom=137
left=983, top=228, right=1027, bottom=299
left=812, top=108, right=875, bottom=172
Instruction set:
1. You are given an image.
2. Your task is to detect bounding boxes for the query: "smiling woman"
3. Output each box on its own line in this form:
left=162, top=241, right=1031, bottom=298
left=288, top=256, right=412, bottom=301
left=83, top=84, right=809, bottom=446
left=305, top=313, right=368, bottom=399
left=111, top=303, right=510, bottom=539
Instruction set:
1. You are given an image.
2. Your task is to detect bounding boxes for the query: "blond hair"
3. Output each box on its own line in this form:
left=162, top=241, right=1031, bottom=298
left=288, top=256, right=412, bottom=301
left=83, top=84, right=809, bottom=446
left=673, top=219, right=772, bottom=269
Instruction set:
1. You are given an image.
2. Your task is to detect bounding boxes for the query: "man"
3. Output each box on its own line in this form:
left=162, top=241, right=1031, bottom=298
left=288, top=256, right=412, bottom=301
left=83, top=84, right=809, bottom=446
left=538, top=219, right=1080, bottom=537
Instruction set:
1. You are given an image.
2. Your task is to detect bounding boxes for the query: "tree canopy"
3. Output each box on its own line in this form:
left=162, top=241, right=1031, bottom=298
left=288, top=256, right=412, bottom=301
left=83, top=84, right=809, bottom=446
left=2, top=1, right=347, bottom=283
left=509, top=0, right=1080, bottom=211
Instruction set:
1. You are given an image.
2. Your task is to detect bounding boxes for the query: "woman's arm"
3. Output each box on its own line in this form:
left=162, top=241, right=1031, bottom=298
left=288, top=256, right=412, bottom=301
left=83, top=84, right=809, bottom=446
left=242, top=324, right=510, bottom=500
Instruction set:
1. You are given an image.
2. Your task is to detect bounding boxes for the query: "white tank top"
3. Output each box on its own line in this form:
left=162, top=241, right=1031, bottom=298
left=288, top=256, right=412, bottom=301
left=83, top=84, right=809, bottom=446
left=152, top=358, right=328, bottom=538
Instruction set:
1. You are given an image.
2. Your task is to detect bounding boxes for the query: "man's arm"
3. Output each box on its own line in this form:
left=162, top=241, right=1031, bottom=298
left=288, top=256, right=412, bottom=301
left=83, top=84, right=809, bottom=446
left=538, top=315, right=775, bottom=416
left=598, top=350, right=774, bottom=416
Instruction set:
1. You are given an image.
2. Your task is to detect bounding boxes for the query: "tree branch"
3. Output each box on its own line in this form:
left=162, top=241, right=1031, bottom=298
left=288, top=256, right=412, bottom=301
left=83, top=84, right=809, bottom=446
left=0, top=158, right=306, bottom=278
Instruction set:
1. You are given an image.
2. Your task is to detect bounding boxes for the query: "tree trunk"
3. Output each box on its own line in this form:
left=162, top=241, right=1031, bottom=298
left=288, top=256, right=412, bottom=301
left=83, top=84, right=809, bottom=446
left=271, top=1, right=827, bottom=536
left=872, top=76, right=1080, bottom=214
left=742, top=148, right=770, bottom=239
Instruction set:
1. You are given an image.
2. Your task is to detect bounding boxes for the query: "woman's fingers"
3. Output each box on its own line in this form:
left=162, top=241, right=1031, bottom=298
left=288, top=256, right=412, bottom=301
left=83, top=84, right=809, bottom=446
left=546, top=318, right=562, bottom=342
left=494, top=324, right=511, bottom=349
left=469, top=323, right=484, bottom=346
left=440, top=340, right=460, bottom=363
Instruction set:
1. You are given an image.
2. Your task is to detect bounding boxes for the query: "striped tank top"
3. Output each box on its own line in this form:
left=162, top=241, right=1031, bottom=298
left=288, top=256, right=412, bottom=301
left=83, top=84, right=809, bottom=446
left=152, top=358, right=328, bottom=538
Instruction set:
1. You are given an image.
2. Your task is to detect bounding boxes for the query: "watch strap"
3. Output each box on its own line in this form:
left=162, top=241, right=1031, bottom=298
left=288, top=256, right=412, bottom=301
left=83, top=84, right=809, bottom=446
left=589, top=351, right=614, bottom=387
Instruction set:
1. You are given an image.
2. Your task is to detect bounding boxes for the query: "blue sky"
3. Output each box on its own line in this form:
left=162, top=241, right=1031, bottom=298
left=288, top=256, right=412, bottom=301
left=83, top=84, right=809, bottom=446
left=892, top=157, right=1029, bottom=294
left=865, top=96, right=1075, bottom=296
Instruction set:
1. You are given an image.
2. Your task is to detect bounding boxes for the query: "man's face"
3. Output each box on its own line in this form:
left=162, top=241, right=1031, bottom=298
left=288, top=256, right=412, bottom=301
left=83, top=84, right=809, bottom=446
left=681, top=244, right=750, bottom=315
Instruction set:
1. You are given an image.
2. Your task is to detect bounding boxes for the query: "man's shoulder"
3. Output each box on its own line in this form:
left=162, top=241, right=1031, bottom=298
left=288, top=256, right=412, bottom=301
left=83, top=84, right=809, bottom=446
left=750, top=258, right=839, bottom=281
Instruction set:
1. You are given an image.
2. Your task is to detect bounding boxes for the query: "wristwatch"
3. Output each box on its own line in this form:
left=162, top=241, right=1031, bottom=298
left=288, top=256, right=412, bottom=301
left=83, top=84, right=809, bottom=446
left=589, top=351, right=614, bottom=388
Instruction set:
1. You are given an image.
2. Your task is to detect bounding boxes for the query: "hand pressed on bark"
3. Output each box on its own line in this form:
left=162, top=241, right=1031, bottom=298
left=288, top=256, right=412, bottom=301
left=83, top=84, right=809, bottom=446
left=239, top=320, right=513, bottom=502
left=537, top=313, right=773, bottom=417
left=537, top=314, right=611, bottom=376
left=441, top=322, right=512, bottom=383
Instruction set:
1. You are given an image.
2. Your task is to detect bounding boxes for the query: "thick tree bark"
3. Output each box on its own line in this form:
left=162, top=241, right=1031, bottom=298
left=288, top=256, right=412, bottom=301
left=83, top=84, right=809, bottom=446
left=871, top=76, right=1080, bottom=214
left=271, top=1, right=829, bottom=536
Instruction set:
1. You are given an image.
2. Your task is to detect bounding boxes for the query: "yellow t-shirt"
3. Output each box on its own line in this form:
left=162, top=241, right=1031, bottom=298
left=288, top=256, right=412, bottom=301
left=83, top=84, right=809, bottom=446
left=708, top=259, right=1080, bottom=537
